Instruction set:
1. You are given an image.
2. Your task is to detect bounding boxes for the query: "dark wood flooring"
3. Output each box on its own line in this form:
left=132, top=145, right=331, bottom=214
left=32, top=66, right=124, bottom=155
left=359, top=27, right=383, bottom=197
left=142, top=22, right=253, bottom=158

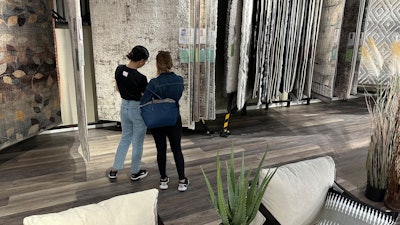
left=0, top=96, right=397, bottom=225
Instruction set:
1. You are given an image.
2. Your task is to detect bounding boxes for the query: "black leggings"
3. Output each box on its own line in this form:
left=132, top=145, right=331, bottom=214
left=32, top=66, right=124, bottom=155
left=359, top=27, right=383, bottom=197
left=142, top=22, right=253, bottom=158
left=150, top=116, right=186, bottom=180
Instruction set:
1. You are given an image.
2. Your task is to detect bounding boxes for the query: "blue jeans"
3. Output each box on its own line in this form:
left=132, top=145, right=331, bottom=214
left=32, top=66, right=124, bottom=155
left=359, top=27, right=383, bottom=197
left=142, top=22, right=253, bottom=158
left=112, top=99, right=147, bottom=174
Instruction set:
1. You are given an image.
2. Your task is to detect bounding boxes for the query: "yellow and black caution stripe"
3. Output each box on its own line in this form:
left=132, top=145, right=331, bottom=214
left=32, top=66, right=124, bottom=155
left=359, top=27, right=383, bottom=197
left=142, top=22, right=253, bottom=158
left=220, top=113, right=231, bottom=137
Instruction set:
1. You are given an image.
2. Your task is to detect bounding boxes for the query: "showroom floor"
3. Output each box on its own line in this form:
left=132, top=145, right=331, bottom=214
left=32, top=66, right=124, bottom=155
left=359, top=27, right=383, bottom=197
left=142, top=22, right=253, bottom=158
left=0, top=96, right=396, bottom=225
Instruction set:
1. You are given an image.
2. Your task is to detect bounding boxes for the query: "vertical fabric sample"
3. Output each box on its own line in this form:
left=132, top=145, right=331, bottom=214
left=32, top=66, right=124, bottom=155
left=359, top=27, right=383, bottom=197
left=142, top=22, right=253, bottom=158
left=224, top=0, right=243, bottom=95
left=236, top=0, right=254, bottom=110
left=302, top=0, right=323, bottom=99
left=335, top=0, right=367, bottom=100
left=189, top=0, right=218, bottom=122
left=65, top=0, right=90, bottom=161
left=312, top=0, right=346, bottom=102
left=0, top=0, right=61, bottom=150
left=350, top=0, right=369, bottom=95
left=359, top=0, right=400, bottom=85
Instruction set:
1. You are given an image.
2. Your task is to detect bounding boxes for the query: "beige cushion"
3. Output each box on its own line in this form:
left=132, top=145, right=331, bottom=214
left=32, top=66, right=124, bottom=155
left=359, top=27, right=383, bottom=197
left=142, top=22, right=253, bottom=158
left=23, top=188, right=159, bottom=225
left=260, top=156, right=335, bottom=225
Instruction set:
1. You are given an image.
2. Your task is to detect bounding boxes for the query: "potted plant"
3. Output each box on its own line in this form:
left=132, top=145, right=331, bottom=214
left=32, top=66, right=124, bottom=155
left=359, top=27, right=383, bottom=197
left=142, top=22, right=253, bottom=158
left=201, top=147, right=276, bottom=225
left=385, top=144, right=400, bottom=210
left=362, top=38, right=400, bottom=202
left=384, top=40, right=400, bottom=210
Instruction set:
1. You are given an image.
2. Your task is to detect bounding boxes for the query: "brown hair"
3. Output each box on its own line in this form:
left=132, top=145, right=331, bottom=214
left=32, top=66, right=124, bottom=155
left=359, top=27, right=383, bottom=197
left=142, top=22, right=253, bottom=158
left=156, top=51, right=173, bottom=74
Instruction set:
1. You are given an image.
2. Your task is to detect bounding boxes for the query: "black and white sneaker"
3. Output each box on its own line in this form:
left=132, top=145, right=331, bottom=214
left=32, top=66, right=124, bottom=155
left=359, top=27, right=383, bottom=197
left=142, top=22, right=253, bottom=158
left=178, top=178, right=190, bottom=192
left=159, top=177, right=169, bottom=190
left=131, top=169, right=148, bottom=181
left=108, top=170, right=118, bottom=179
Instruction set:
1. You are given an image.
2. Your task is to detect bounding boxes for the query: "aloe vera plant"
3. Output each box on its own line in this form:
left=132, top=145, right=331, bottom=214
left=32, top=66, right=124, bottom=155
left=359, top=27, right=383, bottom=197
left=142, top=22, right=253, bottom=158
left=201, top=148, right=276, bottom=225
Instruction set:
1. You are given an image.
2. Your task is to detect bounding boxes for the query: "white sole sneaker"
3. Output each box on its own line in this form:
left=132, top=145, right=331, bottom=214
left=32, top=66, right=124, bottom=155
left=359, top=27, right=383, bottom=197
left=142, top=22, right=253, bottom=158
left=108, top=170, right=118, bottom=179
left=160, top=177, right=169, bottom=190
left=131, top=169, right=148, bottom=181
left=178, top=179, right=189, bottom=192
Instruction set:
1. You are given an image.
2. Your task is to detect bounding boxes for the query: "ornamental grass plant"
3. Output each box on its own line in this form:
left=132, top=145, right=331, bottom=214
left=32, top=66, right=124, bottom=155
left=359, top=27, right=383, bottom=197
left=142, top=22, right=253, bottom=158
left=384, top=41, right=400, bottom=210
left=362, top=38, right=400, bottom=202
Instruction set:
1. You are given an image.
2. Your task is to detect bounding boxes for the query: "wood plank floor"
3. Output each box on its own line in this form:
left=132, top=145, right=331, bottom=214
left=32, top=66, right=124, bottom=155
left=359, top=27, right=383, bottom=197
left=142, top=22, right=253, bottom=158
left=0, top=96, right=397, bottom=225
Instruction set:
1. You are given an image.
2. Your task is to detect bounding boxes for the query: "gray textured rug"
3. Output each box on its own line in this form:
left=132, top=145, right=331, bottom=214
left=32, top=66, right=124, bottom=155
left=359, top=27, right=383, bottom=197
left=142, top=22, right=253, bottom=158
left=359, top=0, right=400, bottom=86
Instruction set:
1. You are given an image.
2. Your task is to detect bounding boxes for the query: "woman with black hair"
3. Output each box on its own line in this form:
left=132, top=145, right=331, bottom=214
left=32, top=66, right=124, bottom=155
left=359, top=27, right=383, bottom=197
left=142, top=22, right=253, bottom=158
left=108, top=45, right=149, bottom=181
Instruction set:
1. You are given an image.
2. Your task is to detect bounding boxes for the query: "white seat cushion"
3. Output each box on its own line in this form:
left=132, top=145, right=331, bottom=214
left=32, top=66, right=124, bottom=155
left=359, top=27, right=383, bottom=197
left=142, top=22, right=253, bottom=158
left=23, top=188, right=159, bottom=225
left=260, top=156, right=335, bottom=225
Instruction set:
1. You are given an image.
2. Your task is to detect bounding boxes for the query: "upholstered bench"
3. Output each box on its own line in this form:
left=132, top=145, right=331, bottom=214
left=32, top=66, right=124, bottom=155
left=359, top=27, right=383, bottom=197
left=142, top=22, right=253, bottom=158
left=258, top=156, right=398, bottom=225
left=23, top=188, right=163, bottom=225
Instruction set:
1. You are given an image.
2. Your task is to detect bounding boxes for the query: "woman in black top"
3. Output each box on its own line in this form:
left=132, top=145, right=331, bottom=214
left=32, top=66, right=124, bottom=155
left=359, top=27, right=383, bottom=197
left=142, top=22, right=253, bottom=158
left=141, top=51, right=189, bottom=192
left=108, top=46, right=149, bottom=181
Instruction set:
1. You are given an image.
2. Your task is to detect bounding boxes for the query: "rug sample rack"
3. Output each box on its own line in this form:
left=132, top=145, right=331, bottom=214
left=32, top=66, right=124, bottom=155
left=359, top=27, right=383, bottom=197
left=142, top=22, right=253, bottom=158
left=224, top=0, right=323, bottom=111
left=220, top=0, right=324, bottom=136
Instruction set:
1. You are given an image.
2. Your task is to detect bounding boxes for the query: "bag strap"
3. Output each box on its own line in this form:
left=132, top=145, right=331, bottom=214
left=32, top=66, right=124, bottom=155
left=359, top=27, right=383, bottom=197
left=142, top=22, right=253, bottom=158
left=146, top=87, right=162, bottom=100
left=146, top=79, right=163, bottom=100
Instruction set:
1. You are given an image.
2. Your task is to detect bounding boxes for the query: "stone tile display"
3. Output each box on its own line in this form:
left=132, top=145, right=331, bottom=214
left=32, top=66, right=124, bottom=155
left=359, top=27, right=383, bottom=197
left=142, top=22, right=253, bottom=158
left=0, top=0, right=61, bottom=150
left=359, top=0, right=400, bottom=85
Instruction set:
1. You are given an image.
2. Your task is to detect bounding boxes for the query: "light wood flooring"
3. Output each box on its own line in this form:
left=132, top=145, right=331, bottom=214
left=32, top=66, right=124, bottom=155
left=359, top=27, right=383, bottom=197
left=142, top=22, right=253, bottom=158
left=0, top=96, right=397, bottom=224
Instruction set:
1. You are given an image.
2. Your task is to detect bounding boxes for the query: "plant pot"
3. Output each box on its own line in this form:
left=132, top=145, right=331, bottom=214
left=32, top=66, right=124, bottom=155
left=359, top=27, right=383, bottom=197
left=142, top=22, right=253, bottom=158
left=384, top=163, right=400, bottom=210
left=365, top=183, right=386, bottom=202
